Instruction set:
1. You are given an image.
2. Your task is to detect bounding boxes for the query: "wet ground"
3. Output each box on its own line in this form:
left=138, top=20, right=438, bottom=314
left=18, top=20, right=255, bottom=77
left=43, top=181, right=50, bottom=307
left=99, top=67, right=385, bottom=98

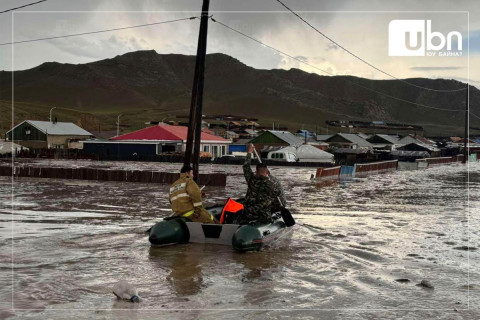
left=0, top=161, right=479, bottom=319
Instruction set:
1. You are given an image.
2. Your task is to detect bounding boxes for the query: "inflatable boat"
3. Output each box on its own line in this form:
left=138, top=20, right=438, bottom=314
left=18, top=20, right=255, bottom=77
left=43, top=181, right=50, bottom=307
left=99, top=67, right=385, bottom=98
left=148, top=199, right=295, bottom=252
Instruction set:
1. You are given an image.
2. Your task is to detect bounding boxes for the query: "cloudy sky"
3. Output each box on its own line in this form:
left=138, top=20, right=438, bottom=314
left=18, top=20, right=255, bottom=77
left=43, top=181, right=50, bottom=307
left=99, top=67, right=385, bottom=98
left=1, top=0, right=479, bottom=87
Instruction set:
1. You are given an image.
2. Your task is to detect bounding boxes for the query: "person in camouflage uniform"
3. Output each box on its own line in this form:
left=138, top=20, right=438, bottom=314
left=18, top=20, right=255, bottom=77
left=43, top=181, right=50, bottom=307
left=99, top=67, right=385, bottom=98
left=238, top=144, right=286, bottom=224
left=269, top=174, right=287, bottom=212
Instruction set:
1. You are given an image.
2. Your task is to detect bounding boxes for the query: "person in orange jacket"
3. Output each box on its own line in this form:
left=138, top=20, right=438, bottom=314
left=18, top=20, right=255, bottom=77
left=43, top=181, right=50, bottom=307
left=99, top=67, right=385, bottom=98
left=169, top=165, right=218, bottom=224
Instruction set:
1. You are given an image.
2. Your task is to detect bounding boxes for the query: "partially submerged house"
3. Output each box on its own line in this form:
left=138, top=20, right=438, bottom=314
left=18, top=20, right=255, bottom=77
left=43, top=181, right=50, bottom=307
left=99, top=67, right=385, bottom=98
left=250, top=130, right=303, bottom=157
left=6, top=120, right=93, bottom=149
left=398, top=134, right=435, bottom=146
left=367, top=134, right=401, bottom=151
left=397, top=142, right=441, bottom=157
left=83, top=124, right=231, bottom=159
left=325, top=133, right=373, bottom=150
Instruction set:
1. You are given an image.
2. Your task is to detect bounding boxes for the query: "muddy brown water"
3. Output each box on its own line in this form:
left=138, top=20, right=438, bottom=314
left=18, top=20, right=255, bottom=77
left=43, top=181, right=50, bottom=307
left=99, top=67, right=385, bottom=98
left=0, top=161, right=479, bottom=319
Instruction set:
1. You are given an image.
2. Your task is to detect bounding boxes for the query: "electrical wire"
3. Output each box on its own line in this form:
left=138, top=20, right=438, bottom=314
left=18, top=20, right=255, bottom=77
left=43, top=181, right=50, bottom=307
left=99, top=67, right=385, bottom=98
left=0, top=0, right=48, bottom=14
left=210, top=17, right=467, bottom=113
left=0, top=16, right=198, bottom=46
left=274, top=0, right=466, bottom=93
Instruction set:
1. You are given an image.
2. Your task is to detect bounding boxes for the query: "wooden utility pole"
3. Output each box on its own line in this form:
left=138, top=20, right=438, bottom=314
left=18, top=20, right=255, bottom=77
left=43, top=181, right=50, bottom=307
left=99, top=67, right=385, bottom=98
left=184, top=0, right=210, bottom=182
left=463, top=84, right=469, bottom=163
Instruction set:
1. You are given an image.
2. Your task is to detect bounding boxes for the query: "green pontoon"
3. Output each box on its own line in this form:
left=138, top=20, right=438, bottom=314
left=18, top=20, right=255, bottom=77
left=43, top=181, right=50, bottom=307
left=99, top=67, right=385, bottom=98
left=148, top=201, right=295, bottom=252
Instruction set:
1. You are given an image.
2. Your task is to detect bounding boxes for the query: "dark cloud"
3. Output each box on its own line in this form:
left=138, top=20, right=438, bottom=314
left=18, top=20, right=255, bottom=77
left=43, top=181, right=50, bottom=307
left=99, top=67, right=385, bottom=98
left=326, top=43, right=339, bottom=51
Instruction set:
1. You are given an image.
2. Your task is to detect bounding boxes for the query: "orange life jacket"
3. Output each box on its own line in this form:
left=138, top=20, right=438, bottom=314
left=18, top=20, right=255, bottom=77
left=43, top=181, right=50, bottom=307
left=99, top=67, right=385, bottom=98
left=220, top=198, right=244, bottom=224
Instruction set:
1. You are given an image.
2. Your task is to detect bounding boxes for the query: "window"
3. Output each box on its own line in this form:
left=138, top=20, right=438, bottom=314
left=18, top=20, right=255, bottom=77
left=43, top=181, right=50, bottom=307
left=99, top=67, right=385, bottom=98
left=221, top=145, right=226, bottom=155
left=203, top=145, right=210, bottom=152
left=279, top=153, right=284, bottom=159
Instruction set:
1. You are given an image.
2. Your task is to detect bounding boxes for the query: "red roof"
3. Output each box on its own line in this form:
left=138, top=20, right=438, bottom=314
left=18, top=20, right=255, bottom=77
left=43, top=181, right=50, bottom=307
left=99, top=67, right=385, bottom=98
left=111, top=124, right=229, bottom=142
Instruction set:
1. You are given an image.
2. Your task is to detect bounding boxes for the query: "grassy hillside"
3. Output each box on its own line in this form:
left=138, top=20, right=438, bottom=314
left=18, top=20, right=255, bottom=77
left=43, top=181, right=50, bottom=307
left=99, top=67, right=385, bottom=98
left=1, top=50, right=478, bottom=137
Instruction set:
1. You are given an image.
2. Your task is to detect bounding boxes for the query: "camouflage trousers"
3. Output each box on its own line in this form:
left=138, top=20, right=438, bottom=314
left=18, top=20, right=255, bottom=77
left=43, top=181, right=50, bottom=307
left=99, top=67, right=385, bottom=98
left=236, top=204, right=273, bottom=224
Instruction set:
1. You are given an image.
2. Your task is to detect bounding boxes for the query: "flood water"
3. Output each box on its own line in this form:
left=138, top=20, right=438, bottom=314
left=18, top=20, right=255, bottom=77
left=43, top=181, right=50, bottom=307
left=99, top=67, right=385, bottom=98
left=0, top=161, right=479, bottom=319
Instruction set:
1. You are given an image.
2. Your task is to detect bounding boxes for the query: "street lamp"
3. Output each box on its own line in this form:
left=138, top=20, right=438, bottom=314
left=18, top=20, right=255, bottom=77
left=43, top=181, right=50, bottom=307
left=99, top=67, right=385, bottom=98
left=117, top=114, right=123, bottom=137
left=49, top=107, right=56, bottom=123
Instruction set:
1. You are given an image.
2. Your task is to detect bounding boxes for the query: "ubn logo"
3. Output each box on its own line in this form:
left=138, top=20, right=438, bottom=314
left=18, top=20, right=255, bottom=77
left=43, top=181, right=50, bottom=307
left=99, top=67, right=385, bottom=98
left=388, top=20, right=462, bottom=56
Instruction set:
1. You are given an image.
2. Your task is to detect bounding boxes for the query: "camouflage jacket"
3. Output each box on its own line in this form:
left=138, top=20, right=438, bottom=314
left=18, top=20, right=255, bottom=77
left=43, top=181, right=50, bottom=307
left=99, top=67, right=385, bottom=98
left=242, top=153, right=274, bottom=223
left=269, top=174, right=286, bottom=212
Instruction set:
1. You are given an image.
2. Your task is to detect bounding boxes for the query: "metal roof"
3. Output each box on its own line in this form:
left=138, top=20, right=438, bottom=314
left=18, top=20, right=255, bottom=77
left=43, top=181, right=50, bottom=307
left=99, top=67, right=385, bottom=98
left=356, top=133, right=371, bottom=139
left=268, top=130, right=303, bottom=146
left=328, top=133, right=373, bottom=148
left=273, top=145, right=334, bottom=160
left=397, top=142, right=440, bottom=152
left=315, top=134, right=333, bottom=142
left=8, top=120, right=93, bottom=136
left=334, top=148, right=370, bottom=154
left=111, top=124, right=230, bottom=143
left=372, top=134, right=401, bottom=144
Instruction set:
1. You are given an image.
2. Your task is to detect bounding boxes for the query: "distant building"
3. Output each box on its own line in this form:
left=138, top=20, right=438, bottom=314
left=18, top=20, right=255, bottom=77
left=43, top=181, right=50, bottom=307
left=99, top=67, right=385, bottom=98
left=398, top=134, right=435, bottom=146
left=250, top=130, right=304, bottom=157
left=83, top=124, right=231, bottom=159
left=333, top=148, right=375, bottom=165
left=6, top=120, right=93, bottom=149
left=367, top=134, right=401, bottom=151
left=397, top=142, right=441, bottom=157
left=325, top=133, right=373, bottom=150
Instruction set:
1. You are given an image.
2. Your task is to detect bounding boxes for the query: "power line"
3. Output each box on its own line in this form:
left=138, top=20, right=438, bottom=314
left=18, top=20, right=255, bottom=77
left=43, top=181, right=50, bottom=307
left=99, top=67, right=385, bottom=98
left=274, top=0, right=466, bottom=93
left=210, top=17, right=466, bottom=113
left=470, top=111, right=480, bottom=120
left=0, top=16, right=198, bottom=46
left=0, top=0, right=47, bottom=14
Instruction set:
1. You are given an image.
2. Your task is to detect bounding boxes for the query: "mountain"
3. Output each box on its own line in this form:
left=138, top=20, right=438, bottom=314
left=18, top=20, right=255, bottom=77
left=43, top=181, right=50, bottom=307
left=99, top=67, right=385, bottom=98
left=0, top=50, right=478, bottom=136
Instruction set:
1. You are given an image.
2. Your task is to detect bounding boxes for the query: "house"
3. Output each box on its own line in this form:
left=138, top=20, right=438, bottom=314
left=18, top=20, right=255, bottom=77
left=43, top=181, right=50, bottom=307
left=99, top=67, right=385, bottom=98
left=249, top=130, right=303, bottom=157
left=356, top=133, right=371, bottom=140
left=315, top=134, right=333, bottom=142
left=391, top=150, right=431, bottom=161
left=367, top=134, right=401, bottom=151
left=0, top=140, right=28, bottom=155
left=398, top=134, right=435, bottom=146
left=225, top=131, right=239, bottom=139
left=6, top=120, right=93, bottom=149
left=83, top=124, right=231, bottom=159
left=397, top=142, right=441, bottom=157
left=267, top=145, right=334, bottom=163
left=325, top=133, right=373, bottom=150
left=243, top=129, right=258, bottom=138
left=333, top=148, right=375, bottom=165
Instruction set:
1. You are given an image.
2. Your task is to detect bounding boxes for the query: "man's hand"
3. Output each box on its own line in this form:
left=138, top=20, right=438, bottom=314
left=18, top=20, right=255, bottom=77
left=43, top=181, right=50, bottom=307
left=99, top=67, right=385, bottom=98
left=247, top=143, right=254, bottom=154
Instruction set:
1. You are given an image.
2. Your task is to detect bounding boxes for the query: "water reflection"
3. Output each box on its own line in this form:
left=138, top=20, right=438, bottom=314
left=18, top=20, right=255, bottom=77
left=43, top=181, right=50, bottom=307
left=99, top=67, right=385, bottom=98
left=149, top=246, right=204, bottom=296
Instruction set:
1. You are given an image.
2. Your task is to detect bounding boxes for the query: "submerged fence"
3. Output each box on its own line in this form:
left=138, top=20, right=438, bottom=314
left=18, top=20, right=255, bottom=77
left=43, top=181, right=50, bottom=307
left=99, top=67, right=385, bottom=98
left=0, top=165, right=227, bottom=186
left=416, top=155, right=464, bottom=166
left=315, top=154, right=473, bottom=182
left=354, top=160, right=398, bottom=176
left=316, top=166, right=341, bottom=179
